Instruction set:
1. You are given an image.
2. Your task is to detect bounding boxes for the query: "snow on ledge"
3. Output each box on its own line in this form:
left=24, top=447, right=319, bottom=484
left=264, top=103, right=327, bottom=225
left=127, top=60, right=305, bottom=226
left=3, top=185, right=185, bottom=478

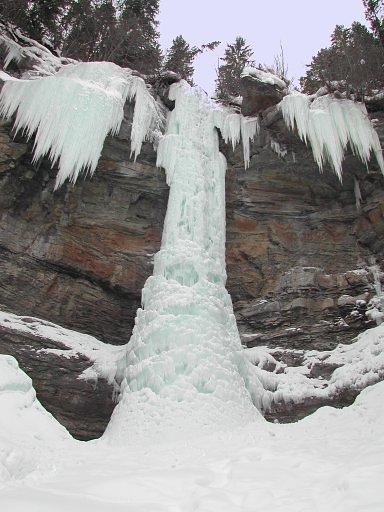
left=243, top=322, right=384, bottom=411
left=241, top=66, right=287, bottom=90
left=0, top=20, right=75, bottom=77
left=0, top=310, right=124, bottom=386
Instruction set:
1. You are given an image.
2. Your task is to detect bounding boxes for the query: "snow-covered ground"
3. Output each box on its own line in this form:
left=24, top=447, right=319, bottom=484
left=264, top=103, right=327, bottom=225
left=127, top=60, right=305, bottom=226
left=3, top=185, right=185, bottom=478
left=0, top=355, right=73, bottom=485
left=0, top=352, right=383, bottom=511
left=1, top=25, right=383, bottom=511
left=1, top=318, right=384, bottom=511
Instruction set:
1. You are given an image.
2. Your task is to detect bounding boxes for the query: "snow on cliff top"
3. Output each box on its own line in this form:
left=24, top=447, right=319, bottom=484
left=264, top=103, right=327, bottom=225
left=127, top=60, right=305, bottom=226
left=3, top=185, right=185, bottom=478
left=0, top=20, right=75, bottom=77
left=242, top=66, right=287, bottom=89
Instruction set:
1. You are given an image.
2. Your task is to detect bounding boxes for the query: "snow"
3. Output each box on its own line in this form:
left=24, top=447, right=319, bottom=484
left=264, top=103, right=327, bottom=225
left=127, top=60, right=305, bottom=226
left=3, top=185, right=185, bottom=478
left=0, top=365, right=384, bottom=510
left=280, top=92, right=384, bottom=179
left=366, top=262, right=384, bottom=325
left=242, top=66, right=287, bottom=89
left=1, top=307, right=384, bottom=509
left=0, top=355, right=72, bottom=484
left=0, top=70, right=17, bottom=82
left=0, top=41, right=383, bottom=509
left=0, top=62, right=164, bottom=188
left=242, top=323, right=384, bottom=412
left=0, top=310, right=123, bottom=385
left=0, top=21, right=75, bottom=77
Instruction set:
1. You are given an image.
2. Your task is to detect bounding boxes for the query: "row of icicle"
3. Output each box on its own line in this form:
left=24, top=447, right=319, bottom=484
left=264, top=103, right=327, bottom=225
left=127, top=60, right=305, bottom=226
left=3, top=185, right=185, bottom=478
left=0, top=58, right=383, bottom=187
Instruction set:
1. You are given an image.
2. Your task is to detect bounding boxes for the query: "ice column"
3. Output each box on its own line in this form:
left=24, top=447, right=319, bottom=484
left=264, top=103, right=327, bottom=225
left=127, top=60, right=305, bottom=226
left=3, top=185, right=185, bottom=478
left=105, top=82, right=260, bottom=443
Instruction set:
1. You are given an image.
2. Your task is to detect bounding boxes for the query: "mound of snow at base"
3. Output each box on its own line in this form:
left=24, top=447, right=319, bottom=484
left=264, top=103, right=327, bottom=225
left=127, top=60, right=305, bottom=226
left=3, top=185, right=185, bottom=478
left=0, top=355, right=73, bottom=486
left=0, top=379, right=383, bottom=511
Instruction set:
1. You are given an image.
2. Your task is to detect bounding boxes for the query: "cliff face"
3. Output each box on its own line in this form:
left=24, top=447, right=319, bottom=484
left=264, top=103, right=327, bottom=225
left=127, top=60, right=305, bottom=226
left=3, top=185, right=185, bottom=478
left=226, top=112, right=384, bottom=351
left=0, top=104, right=169, bottom=345
left=0, top=96, right=383, bottom=438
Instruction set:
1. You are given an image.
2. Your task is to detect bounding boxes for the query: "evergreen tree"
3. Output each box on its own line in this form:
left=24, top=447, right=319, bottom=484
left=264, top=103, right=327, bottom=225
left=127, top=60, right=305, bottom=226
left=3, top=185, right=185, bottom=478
left=363, top=0, right=384, bottom=47
left=28, top=0, right=68, bottom=47
left=300, top=22, right=384, bottom=98
left=0, top=0, right=68, bottom=48
left=1, top=0, right=163, bottom=75
left=114, top=0, right=162, bottom=75
left=215, top=36, right=254, bottom=100
left=62, top=0, right=117, bottom=61
left=163, top=36, right=219, bottom=85
left=163, top=35, right=195, bottom=83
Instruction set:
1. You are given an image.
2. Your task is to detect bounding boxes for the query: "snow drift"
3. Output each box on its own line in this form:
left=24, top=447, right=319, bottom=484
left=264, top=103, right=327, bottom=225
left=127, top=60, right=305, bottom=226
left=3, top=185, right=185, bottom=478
left=0, top=355, right=72, bottom=485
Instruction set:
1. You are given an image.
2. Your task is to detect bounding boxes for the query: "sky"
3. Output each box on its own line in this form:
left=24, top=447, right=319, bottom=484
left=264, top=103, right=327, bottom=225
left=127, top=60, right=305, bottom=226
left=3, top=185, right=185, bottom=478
left=158, top=0, right=368, bottom=94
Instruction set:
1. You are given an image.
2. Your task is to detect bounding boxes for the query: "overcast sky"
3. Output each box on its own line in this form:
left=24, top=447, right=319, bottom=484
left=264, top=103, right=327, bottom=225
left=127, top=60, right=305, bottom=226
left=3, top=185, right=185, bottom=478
left=158, top=0, right=367, bottom=94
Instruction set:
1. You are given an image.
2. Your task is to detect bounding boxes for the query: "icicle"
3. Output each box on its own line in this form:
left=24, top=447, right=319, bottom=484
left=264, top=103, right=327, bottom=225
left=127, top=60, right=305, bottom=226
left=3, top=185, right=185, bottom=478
left=1, top=38, right=23, bottom=69
left=366, top=258, right=384, bottom=325
left=0, top=62, right=163, bottom=188
left=354, top=177, right=362, bottom=210
left=280, top=92, right=384, bottom=179
left=241, top=116, right=259, bottom=168
left=270, top=139, right=288, bottom=159
left=213, top=108, right=258, bottom=168
left=127, top=77, right=163, bottom=160
left=214, top=109, right=241, bottom=150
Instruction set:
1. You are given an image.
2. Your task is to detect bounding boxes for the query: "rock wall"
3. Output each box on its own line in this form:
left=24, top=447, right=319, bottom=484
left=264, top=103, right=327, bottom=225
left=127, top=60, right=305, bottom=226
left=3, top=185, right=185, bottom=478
left=226, top=111, right=384, bottom=351
left=0, top=104, right=168, bottom=345
left=0, top=97, right=383, bottom=438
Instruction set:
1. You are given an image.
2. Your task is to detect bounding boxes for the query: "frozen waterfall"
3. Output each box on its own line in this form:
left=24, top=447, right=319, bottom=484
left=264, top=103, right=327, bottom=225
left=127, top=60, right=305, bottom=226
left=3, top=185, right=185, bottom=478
left=1, top=60, right=383, bottom=443
left=104, top=81, right=261, bottom=443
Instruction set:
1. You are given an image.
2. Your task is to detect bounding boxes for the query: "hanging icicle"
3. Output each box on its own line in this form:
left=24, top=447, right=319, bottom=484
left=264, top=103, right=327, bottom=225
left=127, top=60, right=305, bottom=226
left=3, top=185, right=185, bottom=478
left=280, top=92, right=384, bottom=180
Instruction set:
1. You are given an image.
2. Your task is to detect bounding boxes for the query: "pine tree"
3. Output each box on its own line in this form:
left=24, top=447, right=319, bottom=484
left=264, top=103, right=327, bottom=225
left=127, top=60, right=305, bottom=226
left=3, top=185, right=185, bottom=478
left=163, top=36, right=220, bottom=85
left=114, top=0, right=162, bottom=75
left=215, top=36, right=254, bottom=100
left=62, top=0, right=117, bottom=61
left=0, top=0, right=68, bottom=48
left=61, top=0, right=99, bottom=60
left=1, top=0, right=163, bottom=75
left=28, top=0, right=68, bottom=47
left=162, top=36, right=195, bottom=84
left=363, top=0, right=384, bottom=47
left=300, top=22, right=384, bottom=97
